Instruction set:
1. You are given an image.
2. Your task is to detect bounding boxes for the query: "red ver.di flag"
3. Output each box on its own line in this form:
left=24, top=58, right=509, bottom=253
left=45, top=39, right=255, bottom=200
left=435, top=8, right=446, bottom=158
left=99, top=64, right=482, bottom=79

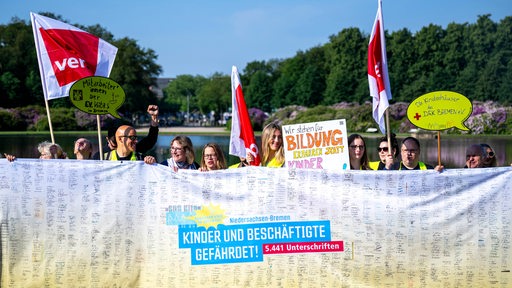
left=368, top=0, right=392, bottom=134
left=30, top=12, right=118, bottom=100
left=229, top=66, right=261, bottom=166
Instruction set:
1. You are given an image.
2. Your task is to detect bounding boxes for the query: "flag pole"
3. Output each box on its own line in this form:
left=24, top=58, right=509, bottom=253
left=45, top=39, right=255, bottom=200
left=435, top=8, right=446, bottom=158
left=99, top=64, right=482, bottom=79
left=437, top=131, right=441, bottom=166
left=31, top=12, right=55, bottom=144
left=43, top=98, right=56, bottom=144
left=97, top=115, right=104, bottom=160
left=385, top=108, right=391, bottom=154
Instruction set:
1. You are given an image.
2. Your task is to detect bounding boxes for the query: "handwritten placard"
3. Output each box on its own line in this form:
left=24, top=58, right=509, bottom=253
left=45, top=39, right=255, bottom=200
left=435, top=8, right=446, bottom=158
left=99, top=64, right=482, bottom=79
left=407, top=91, right=472, bottom=131
left=282, top=119, right=349, bottom=170
left=69, top=76, right=125, bottom=118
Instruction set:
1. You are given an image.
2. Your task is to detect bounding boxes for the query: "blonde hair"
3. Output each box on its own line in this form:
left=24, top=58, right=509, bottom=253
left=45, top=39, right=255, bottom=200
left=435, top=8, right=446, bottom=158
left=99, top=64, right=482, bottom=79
left=261, top=122, right=284, bottom=166
left=200, top=143, right=227, bottom=170
left=170, top=135, right=196, bottom=164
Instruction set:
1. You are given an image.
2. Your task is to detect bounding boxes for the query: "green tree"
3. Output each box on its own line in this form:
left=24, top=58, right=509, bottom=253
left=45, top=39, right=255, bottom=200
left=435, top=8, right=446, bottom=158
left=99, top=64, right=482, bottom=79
left=323, top=28, right=367, bottom=104
left=109, top=37, right=162, bottom=114
left=407, top=24, right=447, bottom=98
left=0, top=14, right=162, bottom=115
left=466, top=15, right=497, bottom=101
left=441, top=23, right=469, bottom=93
left=0, top=17, right=41, bottom=107
left=272, top=53, right=306, bottom=108
left=246, top=70, right=273, bottom=112
left=293, top=46, right=327, bottom=107
left=196, top=73, right=231, bottom=116
left=243, top=60, right=280, bottom=112
left=163, top=74, right=207, bottom=113
left=387, top=28, right=415, bottom=102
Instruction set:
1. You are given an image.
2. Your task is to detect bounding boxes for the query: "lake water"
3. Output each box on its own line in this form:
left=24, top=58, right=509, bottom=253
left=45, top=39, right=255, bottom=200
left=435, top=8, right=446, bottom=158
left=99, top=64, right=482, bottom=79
left=1, top=133, right=511, bottom=168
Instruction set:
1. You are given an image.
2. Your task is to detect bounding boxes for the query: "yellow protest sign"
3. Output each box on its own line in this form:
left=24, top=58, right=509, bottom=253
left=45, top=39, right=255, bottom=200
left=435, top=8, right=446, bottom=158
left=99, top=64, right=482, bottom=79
left=406, top=91, right=472, bottom=131
left=69, top=76, right=125, bottom=119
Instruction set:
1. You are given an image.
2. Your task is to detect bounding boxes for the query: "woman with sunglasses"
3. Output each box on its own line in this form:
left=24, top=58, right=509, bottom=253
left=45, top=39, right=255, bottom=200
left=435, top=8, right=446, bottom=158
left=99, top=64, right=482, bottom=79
left=369, top=133, right=398, bottom=170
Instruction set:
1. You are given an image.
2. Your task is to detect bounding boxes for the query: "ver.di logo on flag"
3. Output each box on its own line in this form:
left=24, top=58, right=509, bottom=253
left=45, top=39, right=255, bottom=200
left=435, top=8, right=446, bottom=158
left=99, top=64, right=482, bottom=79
left=31, top=12, right=118, bottom=100
left=39, top=29, right=99, bottom=87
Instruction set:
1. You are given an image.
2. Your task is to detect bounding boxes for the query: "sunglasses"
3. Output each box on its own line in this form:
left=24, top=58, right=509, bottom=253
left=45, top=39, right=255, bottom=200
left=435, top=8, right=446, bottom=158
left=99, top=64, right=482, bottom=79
left=377, top=147, right=389, bottom=152
left=121, top=136, right=137, bottom=141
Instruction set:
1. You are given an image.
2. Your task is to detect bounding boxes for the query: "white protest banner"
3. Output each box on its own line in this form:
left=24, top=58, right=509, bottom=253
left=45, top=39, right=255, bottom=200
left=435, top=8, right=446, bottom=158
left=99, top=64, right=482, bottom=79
left=1, top=160, right=511, bottom=287
left=282, top=119, right=349, bottom=170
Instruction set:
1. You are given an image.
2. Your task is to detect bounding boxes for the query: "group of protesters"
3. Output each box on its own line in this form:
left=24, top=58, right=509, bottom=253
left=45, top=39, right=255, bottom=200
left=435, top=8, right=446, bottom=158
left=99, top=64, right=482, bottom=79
left=2, top=105, right=509, bottom=170
left=349, top=132, right=500, bottom=171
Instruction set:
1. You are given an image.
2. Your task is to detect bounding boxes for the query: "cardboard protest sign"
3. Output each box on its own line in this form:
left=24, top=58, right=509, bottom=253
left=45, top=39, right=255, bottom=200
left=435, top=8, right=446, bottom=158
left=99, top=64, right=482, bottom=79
left=69, top=76, right=125, bottom=118
left=407, top=91, right=472, bottom=131
left=282, top=119, right=349, bottom=170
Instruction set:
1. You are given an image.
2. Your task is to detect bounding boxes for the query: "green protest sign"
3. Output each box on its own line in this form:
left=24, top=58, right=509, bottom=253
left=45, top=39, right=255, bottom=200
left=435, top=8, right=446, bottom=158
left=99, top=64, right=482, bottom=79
left=69, top=76, right=125, bottom=118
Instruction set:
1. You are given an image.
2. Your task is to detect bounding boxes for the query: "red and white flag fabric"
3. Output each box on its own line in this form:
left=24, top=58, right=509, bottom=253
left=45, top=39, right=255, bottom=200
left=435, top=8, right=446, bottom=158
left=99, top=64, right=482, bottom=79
left=229, top=66, right=261, bottom=166
left=30, top=12, right=118, bottom=100
left=368, top=0, right=392, bottom=134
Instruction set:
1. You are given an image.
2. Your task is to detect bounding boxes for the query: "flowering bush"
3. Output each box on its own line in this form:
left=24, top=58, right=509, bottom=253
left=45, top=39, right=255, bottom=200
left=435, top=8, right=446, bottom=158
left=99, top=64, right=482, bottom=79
left=268, top=101, right=511, bottom=135
left=450, top=101, right=509, bottom=135
left=248, top=108, right=268, bottom=131
left=0, top=108, right=25, bottom=130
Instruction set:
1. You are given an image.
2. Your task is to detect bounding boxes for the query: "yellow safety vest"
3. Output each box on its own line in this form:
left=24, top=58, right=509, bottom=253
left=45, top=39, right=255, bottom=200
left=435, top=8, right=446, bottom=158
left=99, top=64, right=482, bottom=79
left=265, top=157, right=284, bottom=168
left=369, top=161, right=380, bottom=170
left=399, top=161, right=427, bottom=170
left=106, top=151, right=138, bottom=161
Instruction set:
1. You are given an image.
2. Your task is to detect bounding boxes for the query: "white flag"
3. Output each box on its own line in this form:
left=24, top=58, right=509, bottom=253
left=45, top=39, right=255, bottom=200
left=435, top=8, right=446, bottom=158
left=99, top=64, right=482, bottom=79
left=30, top=12, right=118, bottom=100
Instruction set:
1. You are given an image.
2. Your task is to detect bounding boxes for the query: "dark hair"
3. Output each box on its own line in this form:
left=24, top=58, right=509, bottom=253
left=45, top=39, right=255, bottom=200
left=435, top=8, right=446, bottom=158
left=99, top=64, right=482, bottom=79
left=480, top=143, right=497, bottom=167
left=347, top=133, right=370, bottom=170
left=401, top=136, right=420, bottom=149
left=378, top=133, right=398, bottom=157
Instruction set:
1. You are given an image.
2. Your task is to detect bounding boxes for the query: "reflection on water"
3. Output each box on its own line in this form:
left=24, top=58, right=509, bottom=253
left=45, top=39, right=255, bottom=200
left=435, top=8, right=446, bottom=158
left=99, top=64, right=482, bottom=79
left=1, top=133, right=511, bottom=168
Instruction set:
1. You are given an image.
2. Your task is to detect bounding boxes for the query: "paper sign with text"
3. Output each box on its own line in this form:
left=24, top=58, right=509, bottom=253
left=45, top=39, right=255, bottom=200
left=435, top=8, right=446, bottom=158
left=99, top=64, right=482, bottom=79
left=69, top=76, right=125, bottom=118
left=407, top=91, right=472, bottom=131
left=282, top=119, right=349, bottom=170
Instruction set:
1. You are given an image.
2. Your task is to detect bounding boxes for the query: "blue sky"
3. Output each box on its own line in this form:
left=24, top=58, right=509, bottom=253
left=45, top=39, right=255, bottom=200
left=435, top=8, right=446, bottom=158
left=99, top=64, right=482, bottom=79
left=1, top=0, right=510, bottom=78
